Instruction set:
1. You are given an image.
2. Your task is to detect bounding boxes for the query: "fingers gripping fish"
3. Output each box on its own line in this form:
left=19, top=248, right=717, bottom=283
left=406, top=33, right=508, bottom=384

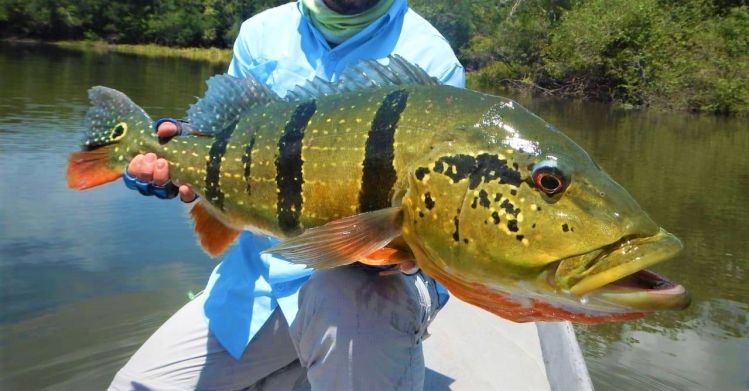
left=67, top=56, right=690, bottom=324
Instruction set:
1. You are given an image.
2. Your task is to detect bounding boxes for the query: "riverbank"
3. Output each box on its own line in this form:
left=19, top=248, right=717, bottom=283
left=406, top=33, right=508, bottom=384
left=53, top=41, right=232, bottom=64
left=45, top=40, right=487, bottom=89
left=16, top=39, right=746, bottom=115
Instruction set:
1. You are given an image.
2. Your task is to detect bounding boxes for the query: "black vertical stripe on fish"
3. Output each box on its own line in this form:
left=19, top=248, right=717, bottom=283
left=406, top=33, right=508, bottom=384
left=276, top=101, right=316, bottom=234
left=205, top=120, right=238, bottom=210
left=241, top=134, right=256, bottom=195
left=358, top=89, right=409, bottom=212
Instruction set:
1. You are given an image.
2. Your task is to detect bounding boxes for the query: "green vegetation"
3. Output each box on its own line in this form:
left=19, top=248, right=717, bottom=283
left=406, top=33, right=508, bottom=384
left=0, top=0, right=284, bottom=46
left=418, top=0, right=748, bottom=114
left=2, top=0, right=747, bottom=114
left=55, top=41, right=232, bottom=63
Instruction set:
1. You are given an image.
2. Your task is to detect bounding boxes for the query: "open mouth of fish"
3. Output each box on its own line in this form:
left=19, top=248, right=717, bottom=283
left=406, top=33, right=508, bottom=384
left=554, top=228, right=691, bottom=311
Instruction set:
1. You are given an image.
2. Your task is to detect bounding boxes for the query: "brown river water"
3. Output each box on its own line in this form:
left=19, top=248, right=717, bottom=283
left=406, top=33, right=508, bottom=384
left=0, top=42, right=747, bottom=390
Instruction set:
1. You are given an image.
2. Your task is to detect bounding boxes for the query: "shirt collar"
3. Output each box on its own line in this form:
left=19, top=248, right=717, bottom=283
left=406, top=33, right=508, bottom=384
left=296, top=0, right=408, bottom=52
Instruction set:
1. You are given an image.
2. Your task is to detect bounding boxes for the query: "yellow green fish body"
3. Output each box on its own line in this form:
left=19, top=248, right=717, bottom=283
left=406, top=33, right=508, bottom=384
left=68, top=56, right=689, bottom=323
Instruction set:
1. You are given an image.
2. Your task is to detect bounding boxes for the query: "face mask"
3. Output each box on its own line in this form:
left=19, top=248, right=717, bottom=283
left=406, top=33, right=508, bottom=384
left=301, top=0, right=395, bottom=44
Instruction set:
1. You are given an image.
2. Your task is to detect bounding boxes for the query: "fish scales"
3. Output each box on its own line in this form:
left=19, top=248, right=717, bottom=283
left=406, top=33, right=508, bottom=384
left=149, top=85, right=499, bottom=238
left=69, top=57, right=689, bottom=324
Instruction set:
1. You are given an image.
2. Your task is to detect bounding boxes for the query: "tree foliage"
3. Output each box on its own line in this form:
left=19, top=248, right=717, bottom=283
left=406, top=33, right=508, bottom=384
left=1, top=0, right=746, bottom=113
left=0, top=0, right=284, bottom=46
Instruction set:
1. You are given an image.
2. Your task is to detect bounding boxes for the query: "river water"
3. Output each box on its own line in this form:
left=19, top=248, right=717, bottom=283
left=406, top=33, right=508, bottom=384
left=0, top=43, right=747, bottom=390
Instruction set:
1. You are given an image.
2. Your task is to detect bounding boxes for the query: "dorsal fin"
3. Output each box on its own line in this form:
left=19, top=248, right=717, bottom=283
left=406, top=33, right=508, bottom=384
left=285, top=55, right=440, bottom=101
left=186, top=74, right=281, bottom=135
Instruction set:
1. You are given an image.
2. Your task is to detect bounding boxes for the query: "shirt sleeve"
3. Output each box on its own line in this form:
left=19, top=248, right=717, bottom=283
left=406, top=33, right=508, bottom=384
left=438, top=62, right=466, bottom=88
left=227, top=22, right=258, bottom=78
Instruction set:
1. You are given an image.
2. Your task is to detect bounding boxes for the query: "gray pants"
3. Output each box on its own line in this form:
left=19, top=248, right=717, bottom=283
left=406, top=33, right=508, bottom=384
left=109, top=266, right=441, bottom=391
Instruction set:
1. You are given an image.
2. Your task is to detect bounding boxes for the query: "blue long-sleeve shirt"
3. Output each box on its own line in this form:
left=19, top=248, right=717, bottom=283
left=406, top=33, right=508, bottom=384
left=204, top=0, right=466, bottom=360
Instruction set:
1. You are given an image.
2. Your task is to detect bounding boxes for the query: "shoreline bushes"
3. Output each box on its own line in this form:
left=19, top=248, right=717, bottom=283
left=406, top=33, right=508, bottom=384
left=1, top=0, right=747, bottom=114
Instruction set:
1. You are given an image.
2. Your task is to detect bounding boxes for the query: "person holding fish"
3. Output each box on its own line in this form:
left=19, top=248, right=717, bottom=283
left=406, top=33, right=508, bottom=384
left=69, top=0, right=692, bottom=390
left=109, top=0, right=465, bottom=389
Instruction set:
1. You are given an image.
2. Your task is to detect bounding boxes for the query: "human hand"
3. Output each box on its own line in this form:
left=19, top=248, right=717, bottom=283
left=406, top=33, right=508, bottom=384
left=125, top=122, right=197, bottom=202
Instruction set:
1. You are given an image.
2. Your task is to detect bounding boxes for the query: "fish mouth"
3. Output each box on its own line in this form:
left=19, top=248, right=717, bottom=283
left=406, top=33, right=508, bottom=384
left=555, top=228, right=690, bottom=311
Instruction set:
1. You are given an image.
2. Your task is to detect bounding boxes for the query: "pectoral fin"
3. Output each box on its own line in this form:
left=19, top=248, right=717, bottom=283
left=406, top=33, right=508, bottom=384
left=190, top=202, right=241, bottom=257
left=264, top=207, right=403, bottom=269
left=362, top=247, right=414, bottom=266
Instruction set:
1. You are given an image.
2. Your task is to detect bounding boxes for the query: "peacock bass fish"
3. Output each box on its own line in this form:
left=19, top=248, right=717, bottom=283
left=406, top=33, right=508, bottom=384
left=67, top=56, right=689, bottom=324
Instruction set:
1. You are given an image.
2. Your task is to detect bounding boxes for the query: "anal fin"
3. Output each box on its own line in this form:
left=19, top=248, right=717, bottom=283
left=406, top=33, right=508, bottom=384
left=264, top=207, right=403, bottom=269
left=190, top=202, right=241, bottom=257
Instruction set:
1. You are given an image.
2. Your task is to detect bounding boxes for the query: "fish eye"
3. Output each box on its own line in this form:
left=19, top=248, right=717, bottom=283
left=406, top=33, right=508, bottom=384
left=532, top=160, right=569, bottom=197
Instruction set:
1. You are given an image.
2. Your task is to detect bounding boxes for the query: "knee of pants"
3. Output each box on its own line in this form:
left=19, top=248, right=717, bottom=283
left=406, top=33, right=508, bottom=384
left=289, top=266, right=428, bottom=390
left=305, top=267, right=424, bottom=327
left=290, top=266, right=427, bottom=354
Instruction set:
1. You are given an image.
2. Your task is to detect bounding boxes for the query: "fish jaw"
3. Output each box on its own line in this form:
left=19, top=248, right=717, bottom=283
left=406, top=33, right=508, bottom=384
left=556, top=228, right=691, bottom=311
left=415, top=249, right=649, bottom=324
left=403, top=221, right=648, bottom=324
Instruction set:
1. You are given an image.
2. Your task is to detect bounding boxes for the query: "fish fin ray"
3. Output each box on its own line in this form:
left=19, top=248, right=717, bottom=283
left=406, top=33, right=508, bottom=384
left=361, top=247, right=414, bottom=266
left=66, top=147, right=122, bottom=190
left=286, top=55, right=439, bottom=102
left=264, top=207, right=403, bottom=269
left=84, top=87, right=152, bottom=149
left=190, top=202, right=241, bottom=257
left=186, top=74, right=281, bottom=135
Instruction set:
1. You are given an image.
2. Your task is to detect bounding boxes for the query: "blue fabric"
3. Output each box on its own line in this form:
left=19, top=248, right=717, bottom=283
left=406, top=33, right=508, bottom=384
left=122, top=171, right=179, bottom=199
left=205, top=0, right=464, bottom=360
left=153, top=118, right=179, bottom=133
left=154, top=117, right=196, bottom=136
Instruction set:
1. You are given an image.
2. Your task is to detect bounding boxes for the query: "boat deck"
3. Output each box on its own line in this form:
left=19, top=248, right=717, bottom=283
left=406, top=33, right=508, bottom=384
left=423, top=298, right=593, bottom=390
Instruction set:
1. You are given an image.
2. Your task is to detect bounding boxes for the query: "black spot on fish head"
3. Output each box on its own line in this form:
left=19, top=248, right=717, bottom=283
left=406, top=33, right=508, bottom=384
left=478, top=189, right=491, bottom=208
left=491, top=211, right=500, bottom=224
left=452, top=216, right=460, bottom=242
left=507, top=220, right=519, bottom=232
left=415, top=167, right=429, bottom=181
left=500, top=199, right=520, bottom=217
left=471, top=154, right=522, bottom=189
left=434, top=155, right=477, bottom=184
left=424, top=192, right=435, bottom=210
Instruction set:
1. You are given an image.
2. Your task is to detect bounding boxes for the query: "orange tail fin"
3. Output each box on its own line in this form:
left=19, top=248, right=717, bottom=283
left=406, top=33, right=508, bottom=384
left=67, top=148, right=123, bottom=190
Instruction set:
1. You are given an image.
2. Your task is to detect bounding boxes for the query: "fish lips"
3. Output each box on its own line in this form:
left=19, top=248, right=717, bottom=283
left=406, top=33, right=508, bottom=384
left=555, top=228, right=690, bottom=311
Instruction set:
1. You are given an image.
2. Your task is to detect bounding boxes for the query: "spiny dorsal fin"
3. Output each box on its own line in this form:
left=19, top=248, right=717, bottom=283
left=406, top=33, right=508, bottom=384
left=263, top=207, right=403, bottom=269
left=186, top=74, right=281, bottom=136
left=285, top=55, right=440, bottom=101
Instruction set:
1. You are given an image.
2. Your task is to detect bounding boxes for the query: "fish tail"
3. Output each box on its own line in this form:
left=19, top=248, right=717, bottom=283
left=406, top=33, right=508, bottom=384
left=67, top=87, right=152, bottom=190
